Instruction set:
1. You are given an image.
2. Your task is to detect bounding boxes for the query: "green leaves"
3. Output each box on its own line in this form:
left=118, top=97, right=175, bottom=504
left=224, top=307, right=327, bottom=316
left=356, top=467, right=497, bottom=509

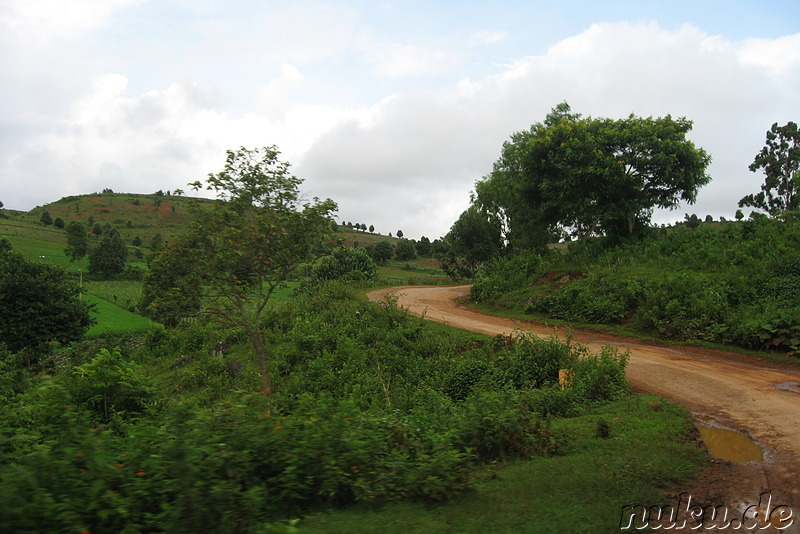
left=740, top=121, right=800, bottom=216
left=0, top=245, right=94, bottom=354
left=474, top=103, right=711, bottom=245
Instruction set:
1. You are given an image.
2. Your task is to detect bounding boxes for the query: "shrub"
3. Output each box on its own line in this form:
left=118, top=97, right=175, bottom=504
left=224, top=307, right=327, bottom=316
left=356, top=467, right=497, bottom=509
left=471, top=251, right=542, bottom=303
left=312, top=247, right=377, bottom=282
left=529, top=272, right=644, bottom=324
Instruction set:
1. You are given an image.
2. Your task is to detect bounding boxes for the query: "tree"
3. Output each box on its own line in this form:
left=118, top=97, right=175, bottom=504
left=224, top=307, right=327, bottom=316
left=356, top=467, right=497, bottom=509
left=150, top=146, right=337, bottom=406
left=415, top=236, right=432, bottom=257
left=40, top=211, right=53, bottom=226
left=0, top=241, right=94, bottom=355
left=739, top=121, right=800, bottom=216
left=92, top=223, right=103, bottom=236
left=394, top=239, right=417, bottom=261
left=684, top=213, right=700, bottom=230
left=370, top=240, right=394, bottom=264
left=474, top=103, right=712, bottom=247
left=140, top=233, right=203, bottom=327
left=64, top=221, right=89, bottom=264
left=396, top=230, right=404, bottom=238
left=53, top=217, right=65, bottom=229
left=735, top=209, right=744, bottom=221
left=150, top=233, right=163, bottom=251
left=88, top=226, right=127, bottom=278
left=442, top=206, right=502, bottom=279
left=369, top=224, right=375, bottom=233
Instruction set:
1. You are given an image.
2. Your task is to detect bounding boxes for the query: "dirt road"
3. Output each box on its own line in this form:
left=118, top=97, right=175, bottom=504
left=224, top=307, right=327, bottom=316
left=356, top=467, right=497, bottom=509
left=368, top=285, right=800, bottom=528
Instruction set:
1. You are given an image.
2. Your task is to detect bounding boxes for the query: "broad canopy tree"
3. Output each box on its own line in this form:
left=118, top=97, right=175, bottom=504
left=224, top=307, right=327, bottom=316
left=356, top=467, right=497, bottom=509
left=739, top=121, right=799, bottom=216
left=474, top=103, right=712, bottom=248
left=144, top=146, right=337, bottom=405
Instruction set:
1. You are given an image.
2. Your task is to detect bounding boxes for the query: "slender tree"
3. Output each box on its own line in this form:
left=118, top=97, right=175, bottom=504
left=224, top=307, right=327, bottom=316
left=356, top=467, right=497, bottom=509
left=739, top=121, right=800, bottom=216
left=64, top=221, right=89, bottom=265
left=149, top=146, right=337, bottom=407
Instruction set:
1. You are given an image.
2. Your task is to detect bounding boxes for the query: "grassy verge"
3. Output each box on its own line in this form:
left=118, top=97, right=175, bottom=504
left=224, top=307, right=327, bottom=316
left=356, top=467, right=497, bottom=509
left=301, top=394, right=706, bottom=533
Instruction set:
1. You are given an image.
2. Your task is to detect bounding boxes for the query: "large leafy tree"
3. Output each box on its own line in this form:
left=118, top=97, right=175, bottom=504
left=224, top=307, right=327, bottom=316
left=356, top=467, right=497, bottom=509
left=0, top=239, right=94, bottom=355
left=475, top=103, right=712, bottom=247
left=88, top=226, right=128, bottom=278
left=151, top=146, right=337, bottom=404
left=739, top=121, right=800, bottom=216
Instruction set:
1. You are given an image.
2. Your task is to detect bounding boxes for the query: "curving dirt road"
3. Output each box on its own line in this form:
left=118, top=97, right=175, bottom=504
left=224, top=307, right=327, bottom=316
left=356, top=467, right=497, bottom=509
left=368, top=285, right=800, bottom=528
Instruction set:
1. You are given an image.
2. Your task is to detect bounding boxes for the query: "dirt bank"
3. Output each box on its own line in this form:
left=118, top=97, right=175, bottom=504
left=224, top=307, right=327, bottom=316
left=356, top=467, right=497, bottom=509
left=368, top=285, right=800, bottom=532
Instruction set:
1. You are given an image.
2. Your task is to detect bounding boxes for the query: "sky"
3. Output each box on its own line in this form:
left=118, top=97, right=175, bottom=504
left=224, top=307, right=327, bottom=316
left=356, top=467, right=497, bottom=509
left=1, top=0, right=799, bottom=240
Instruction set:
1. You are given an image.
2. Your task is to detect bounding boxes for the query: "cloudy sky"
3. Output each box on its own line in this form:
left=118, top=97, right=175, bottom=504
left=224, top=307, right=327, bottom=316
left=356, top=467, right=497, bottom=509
left=2, top=0, right=799, bottom=239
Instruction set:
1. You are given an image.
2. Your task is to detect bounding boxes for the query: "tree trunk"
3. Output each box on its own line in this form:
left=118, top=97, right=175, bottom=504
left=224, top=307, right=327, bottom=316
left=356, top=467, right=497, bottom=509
left=251, top=327, right=272, bottom=414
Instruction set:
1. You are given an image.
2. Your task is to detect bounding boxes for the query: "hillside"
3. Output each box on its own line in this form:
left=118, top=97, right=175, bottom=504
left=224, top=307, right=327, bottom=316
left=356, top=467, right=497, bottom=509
left=1, top=191, right=402, bottom=265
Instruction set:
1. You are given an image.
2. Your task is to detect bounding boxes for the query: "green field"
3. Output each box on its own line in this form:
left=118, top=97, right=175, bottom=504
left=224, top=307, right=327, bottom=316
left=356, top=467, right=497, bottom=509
left=83, top=293, right=157, bottom=335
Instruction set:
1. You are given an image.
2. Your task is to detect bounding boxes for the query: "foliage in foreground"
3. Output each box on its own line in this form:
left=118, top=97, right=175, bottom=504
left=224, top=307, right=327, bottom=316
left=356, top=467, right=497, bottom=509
left=0, top=283, right=632, bottom=532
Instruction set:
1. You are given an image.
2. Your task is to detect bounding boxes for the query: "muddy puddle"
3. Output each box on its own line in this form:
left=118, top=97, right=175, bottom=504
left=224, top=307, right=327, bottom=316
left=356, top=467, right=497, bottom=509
left=695, top=417, right=764, bottom=463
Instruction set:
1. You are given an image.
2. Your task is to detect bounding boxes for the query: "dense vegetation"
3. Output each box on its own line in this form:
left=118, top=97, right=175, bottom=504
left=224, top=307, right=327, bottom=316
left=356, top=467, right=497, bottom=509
left=472, top=215, right=800, bottom=355
left=0, top=282, right=704, bottom=532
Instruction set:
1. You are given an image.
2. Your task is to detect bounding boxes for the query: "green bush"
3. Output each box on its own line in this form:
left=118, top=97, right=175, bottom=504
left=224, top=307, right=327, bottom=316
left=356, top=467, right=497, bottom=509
left=311, top=247, right=377, bottom=283
left=471, top=251, right=542, bottom=303
left=529, top=272, right=644, bottom=324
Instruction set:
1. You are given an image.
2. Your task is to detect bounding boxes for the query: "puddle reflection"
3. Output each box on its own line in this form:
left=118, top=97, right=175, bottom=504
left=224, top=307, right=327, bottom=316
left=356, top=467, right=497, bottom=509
left=696, top=423, right=764, bottom=463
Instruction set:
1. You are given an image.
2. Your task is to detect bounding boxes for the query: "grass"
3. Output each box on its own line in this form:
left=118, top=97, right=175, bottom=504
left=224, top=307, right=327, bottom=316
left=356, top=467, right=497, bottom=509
left=83, top=293, right=157, bottom=335
left=301, top=394, right=706, bottom=533
left=84, top=280, right=143, bottom=310
left=376, top=259, right=450, bottom=286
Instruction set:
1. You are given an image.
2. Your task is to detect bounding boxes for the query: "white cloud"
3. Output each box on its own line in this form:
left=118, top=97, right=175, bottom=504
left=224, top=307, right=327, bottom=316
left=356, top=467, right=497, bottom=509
left=738, top=33, right=800, bottom=73
left=2, top=17, right=799, bottom=241
left=1, top=0, right=147, bottom=41
left=299, top=22, right=799, bottom=238
left=366, top=43, right=459, bottom=77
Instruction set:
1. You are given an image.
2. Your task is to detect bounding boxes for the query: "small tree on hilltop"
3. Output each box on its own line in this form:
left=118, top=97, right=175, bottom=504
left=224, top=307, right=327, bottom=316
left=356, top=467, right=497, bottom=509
left=396, top=229, right=404, bottom=238
left=40, top=211, right=53, bottom=226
